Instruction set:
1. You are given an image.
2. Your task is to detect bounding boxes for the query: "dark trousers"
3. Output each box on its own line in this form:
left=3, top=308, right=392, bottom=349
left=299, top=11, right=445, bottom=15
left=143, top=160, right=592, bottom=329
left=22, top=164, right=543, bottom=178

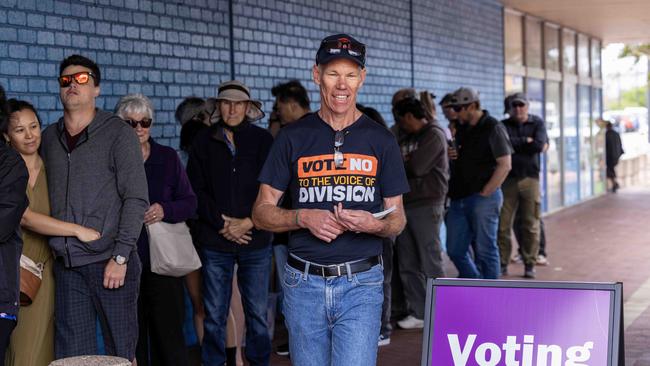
left=0, top=319, right=16, bottom=366
left=515, top=216, right=546, bottom=256
left=200, top=247, right=272, bottom=366
left=136, top=270, right=188, bottom=366
left=380, top=237, right=394, bottom=337
left=53, top=256, right=141, bottom=360
left=498, top=177, right=541, bottom=267
left=396, top=204, right=445, bottom=319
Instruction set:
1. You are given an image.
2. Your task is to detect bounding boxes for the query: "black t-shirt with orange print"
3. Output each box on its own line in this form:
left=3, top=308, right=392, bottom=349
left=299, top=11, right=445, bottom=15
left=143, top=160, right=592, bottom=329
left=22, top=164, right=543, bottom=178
left=259, top=112, right=409, bottom=264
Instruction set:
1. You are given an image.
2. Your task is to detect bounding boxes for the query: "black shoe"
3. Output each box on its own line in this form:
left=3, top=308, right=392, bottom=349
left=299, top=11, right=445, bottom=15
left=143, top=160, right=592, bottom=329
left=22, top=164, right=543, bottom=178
left=524, top=265, right=536, bottom=279
left=501, top=265, right=508, bottom=276
left=613, top=182, right=620, bottom=193
left=276, top=343, right=289, bottom=357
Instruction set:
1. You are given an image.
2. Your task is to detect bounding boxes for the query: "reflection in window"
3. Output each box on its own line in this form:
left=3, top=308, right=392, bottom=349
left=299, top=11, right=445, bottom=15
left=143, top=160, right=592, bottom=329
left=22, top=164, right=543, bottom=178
left=505, top=12, right=523, bottom=66
left=563, top=30, right=576, bottom=74
left=563, top=82, right=579, bottom=205
left=591, top=39, right=602, bottom=79
left=578, top=34, right=590, bottom=77
left=544, top=25, right=560, bottom=71
left=579, top=85, right=592, bottom=198
left=545, top=81, right=562, bottom=210
left=592, top=88, right=606, bottom=194
left=526, top=18, right=543, bottom=69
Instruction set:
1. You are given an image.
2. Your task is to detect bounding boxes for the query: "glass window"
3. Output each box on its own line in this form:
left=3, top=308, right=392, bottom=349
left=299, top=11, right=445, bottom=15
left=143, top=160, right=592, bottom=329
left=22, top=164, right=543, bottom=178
left=578, top=34, right=590, bottom=77
left=526, top=78, right=544, bottom=117
left=525, top=18, right=542, bottom=69
left=592, top=88, right=606, bottom=194
left=591, top=39, right=602, bottom=79
left=545, top=81, right=562, bottom=210
left=505, top=12, right=523, bottom=66
left=527, top=78, right=547, bottom=210
left=563, top=82, right=579, bottom=205
left=562, top=30, right=576, bottom=74
left=544, top=25, right=560, bottom=71
left=579, top=85, right=592, bottom=198
left=505, top=75, right=524, bottom=94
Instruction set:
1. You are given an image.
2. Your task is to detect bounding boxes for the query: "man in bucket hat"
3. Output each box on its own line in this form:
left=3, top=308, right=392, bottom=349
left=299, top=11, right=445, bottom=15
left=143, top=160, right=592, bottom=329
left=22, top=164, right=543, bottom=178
left=187, top=80, right=274, bottom=365
left=253, top=34, right=409, bottom=365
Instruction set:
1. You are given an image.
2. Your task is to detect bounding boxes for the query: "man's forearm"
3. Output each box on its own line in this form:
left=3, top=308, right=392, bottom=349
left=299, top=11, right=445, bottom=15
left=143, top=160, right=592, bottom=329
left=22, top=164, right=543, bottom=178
left=252, top=203, right=300, bottom=233
left=371, top=212, right=406, bottom=238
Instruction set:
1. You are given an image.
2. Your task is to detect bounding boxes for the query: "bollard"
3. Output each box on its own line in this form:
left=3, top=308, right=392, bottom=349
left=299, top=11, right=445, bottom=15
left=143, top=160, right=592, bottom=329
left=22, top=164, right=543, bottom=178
left=49, top=355, right=131, bottom=366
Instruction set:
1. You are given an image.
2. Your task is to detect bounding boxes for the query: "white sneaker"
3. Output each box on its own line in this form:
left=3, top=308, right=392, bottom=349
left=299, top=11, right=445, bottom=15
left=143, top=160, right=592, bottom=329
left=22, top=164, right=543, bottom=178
left=536, top=254, right=549, bottom=266
left=397, top=315, right=424, bottom=329
left=378, top=334, right=391, bottom=346
left=510, top=254, right=522, bottom=264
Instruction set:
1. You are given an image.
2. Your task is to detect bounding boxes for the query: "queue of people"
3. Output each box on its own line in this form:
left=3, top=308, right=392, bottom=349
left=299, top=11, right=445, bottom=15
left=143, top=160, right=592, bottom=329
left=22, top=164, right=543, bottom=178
left=0, top=33, right=553, bottom=366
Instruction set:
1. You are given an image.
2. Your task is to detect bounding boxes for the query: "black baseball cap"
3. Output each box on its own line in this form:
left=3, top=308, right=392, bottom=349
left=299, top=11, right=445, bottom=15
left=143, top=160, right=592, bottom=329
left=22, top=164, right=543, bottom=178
left=316, top=34, right=366, bottom=69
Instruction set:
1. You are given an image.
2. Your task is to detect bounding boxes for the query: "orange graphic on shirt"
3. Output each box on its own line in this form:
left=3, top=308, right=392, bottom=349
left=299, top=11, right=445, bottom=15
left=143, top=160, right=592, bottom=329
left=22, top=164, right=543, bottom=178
left=297, top=154, right=378, bottom=178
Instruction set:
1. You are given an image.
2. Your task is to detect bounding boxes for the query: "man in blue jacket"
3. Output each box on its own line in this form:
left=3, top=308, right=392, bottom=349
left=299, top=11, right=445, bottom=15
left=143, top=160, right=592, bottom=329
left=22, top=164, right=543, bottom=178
left=40, top=55, right=148, bottom=361
left=187, top=80, right=274, bottom=366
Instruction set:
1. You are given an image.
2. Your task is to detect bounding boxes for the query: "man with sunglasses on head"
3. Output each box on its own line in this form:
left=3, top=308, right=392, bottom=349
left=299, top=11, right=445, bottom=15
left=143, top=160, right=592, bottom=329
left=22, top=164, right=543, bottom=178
left=497, top=92, right=547, bottom=278
left=253, top=34, right=408, bottom=365
left=445, top=87, right=512, bottom=280
left=40, top=55, right=148, bottom=361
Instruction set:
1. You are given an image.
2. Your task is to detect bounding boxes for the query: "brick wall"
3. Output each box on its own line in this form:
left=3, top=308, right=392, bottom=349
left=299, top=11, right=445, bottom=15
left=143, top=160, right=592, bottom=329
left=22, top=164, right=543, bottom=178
left=0, top=0, right=503, bottom=148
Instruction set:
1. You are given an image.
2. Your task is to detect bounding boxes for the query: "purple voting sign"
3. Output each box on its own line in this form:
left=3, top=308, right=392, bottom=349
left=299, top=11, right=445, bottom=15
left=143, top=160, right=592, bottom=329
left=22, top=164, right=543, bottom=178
left=429, top=285, right=612, bottom=366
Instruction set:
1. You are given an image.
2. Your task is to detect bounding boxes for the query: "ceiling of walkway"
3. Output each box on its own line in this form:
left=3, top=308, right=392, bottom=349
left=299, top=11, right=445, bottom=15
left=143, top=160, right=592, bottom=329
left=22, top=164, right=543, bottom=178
left=502, top=0, right=650, bottom=44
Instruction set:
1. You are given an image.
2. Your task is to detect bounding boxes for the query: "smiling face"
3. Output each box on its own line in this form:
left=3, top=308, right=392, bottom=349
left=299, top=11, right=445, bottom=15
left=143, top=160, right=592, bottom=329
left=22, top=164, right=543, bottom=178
left=5, top=109, right=41, bottom=156
left=313, top=58, right=366, bottom=118
left=59, top=65, right=100, bottom=111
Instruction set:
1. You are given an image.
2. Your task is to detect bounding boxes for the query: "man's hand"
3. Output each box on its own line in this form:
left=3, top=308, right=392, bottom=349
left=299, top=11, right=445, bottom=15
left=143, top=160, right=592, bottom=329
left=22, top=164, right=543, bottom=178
left=298, top=208, right=346, bottom=243
left=333, top=203, right=382, bottom=234
left=448, top=146, right=458, bottom=160
left=144, top=203, right=165, bottom=225
left=104, top=259, right=127, bottom=289
left=75, top=225, right=101, bottom=243
left=220, top=215, right=254, bottom=245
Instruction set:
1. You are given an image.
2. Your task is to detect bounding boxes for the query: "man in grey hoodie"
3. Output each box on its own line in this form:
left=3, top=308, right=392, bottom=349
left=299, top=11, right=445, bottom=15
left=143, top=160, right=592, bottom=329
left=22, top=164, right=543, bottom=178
left=41, top=55, right=148, bottom=361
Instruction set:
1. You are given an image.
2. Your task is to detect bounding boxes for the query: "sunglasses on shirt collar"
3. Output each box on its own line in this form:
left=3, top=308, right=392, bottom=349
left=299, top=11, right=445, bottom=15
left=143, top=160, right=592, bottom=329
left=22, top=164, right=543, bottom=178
left=58, top=71, right=96, bottom=88
left=334, top=130, right=348, bottom=168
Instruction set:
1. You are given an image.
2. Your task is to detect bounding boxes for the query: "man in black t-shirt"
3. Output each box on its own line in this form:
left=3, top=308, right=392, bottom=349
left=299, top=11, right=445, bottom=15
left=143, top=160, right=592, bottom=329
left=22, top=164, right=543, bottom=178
left=253, top=34, right=408, bottom=366
left=446, top=87, right=512, bottom=280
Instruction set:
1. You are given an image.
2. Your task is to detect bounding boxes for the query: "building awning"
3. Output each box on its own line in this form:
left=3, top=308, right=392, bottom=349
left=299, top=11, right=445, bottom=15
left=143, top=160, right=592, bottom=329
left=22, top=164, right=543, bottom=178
left=502, top=0, right=650, bottom=44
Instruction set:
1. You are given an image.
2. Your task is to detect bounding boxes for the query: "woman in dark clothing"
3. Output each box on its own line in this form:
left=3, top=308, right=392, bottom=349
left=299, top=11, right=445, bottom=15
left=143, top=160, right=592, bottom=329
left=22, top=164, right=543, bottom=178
left=605, top=121, right=624, bottom=193
left=115, top=94, right=198, bottom=366
left=0, top=84, right=29, bottom=366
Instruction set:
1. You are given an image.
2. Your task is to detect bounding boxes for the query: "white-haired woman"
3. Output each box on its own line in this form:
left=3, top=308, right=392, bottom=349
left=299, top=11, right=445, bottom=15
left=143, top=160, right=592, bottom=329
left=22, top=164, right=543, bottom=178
left=115, top=94, right=197, bottom=366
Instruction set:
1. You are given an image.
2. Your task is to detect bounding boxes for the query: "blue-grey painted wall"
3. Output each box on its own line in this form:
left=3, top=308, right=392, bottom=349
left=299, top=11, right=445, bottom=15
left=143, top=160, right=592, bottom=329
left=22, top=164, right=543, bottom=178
left=0, top=0, right=503, bottom=148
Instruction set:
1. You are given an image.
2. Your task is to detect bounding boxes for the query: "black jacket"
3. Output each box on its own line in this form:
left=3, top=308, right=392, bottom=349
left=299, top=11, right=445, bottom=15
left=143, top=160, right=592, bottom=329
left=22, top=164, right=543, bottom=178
left=187, top=122, right=273, bottom=252
left=502, top=114, right=548, bottom=179
left=606, top=128, right=624, bottom=167
left=0, top=144, right=28, bottom=316
left=391, top=122, right=449, bottom=207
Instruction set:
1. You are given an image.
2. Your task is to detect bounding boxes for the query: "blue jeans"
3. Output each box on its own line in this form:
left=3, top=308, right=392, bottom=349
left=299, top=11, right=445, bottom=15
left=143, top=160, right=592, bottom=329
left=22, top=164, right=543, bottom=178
left=283, top=256, right=384, bottom=366
left=446, top=189, right=503, bottom=279
left=273, top=244, right=288, bottom=314
left=200, top=247, right=272, bottom=366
